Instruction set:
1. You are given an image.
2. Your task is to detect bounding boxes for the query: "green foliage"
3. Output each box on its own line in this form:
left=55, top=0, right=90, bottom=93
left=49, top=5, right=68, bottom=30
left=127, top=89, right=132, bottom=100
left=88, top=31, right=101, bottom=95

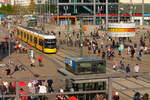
left=36, top=4, right=57, bottom=13
left=0, top=4, right=14, bottom=15
left=27, top=0, right=36, bottom=14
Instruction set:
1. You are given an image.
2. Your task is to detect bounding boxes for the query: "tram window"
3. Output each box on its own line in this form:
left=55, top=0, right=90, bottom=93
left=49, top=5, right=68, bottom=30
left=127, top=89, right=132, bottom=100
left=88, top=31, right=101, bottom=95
left=30, top=35, right=33, bottom=42
left=24, top=33, right=26, bottom=38
left=44, top=39, right=56, bottom=48
left=39, top=39, right=43, bottom=46
left=27, top=34, right=29, bottom=40
left=21, top=31, right=23, bottom=37
left=17, top=30, right=20, bottom=35
left=34, top=37, right=37, bottom=44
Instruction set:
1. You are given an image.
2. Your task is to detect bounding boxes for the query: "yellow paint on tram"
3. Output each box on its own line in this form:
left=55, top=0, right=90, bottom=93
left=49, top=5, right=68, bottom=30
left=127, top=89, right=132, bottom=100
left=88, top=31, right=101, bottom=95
left=16, top=26, right=57, bottom=53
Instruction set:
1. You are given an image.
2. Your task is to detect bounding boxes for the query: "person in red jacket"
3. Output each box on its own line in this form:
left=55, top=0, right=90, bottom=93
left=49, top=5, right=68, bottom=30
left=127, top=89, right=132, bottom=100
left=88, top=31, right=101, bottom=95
left=20, top=88, right=28, bottom=100
left=38, top=55, right=43, bottom=66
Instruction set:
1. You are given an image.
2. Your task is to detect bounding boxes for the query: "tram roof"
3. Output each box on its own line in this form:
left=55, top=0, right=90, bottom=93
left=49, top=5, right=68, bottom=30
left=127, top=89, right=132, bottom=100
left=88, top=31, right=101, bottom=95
left=66, top=56, right=104, bottom=63
left=17, top=26, right=56, bottom=39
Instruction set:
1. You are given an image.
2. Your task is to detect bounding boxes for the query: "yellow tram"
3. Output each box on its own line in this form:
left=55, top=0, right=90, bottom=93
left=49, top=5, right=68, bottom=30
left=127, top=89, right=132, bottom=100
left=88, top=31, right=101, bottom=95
left=16, top=26, right=57, bottom=53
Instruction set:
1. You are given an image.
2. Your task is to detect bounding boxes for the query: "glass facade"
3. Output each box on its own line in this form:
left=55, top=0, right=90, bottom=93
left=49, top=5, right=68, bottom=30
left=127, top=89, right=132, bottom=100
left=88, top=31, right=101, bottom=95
left=57, top=0, right=119, bottom=24
left=59, top=0, right=118, bottom=3
left=58, top=0, right=119, bottom=15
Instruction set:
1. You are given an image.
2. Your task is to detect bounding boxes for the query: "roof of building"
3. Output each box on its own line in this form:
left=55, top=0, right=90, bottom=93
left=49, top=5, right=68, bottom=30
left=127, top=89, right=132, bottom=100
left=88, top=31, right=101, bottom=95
left=65, top=56, right=104, bottom=63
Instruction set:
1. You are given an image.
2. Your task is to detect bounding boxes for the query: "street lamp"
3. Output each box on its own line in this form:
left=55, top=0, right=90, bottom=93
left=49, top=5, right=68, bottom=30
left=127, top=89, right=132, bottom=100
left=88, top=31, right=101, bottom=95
left=7, top=22, right=11, bottom=65
left=105, top=0, right=108, bottom=30
left=142, top=0, right=144, bottom=25
left=63, top=6, right=68, bottom=25
left=118, top=8, right=124, bottom=23
left=97, top=6, right=103, bottom=25
left=130, top=6, right=136, bottom=23
left=63, top=6, right=70, bottom=33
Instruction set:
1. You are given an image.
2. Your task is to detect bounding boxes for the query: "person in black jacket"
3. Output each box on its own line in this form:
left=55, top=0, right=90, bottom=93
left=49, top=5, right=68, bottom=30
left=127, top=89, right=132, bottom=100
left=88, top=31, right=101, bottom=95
left=47, top=79, right=54, bottom=92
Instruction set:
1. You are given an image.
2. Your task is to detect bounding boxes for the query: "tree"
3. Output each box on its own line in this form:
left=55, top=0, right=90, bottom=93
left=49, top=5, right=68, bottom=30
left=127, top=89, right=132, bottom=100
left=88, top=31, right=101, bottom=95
left=36, top=3, right=57, bottom=14
left=0, top=4, right=14, bottom=15
left=27, top=0, right=36, bottom=14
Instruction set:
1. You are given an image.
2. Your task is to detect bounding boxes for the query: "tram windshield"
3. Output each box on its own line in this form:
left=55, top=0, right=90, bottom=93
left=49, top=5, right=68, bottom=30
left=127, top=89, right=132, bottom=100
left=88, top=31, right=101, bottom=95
left=44, top=39, right=56, bottom=48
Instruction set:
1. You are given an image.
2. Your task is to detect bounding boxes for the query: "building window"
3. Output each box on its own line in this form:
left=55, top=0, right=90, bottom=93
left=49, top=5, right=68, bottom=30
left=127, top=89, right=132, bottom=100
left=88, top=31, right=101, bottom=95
left=37, top=0, right=42, bottom=3
left=59, top=0, right=69, bottom=3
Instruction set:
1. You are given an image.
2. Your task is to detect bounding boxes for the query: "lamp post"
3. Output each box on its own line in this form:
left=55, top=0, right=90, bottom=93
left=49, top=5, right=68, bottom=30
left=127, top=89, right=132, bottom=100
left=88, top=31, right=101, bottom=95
left=63, top=6, right=68, bottom=24
left=63, top=6, right=69, bottom=33
left=97, top=6, right=103, bottom=25
left=118, top=8, right=124, bottom=23
left=142, top=0, right=144, bottom=25
left=57, top=0, right=59, bottom=25
left=80, top=20, right=83, bottom=57
left=130, top=6, right=136, bottom=23
left=105, top=0, right=108, bottom=30
left=7, top=22, right=11, bottom=65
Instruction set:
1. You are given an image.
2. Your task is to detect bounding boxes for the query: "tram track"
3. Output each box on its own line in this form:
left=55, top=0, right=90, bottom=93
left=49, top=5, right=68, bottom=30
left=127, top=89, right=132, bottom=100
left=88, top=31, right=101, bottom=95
left=20, top=41, right=150, bottom=99
left=56, top=47, right=150, bottom=89
left=60, top=47, right=150, bottom=99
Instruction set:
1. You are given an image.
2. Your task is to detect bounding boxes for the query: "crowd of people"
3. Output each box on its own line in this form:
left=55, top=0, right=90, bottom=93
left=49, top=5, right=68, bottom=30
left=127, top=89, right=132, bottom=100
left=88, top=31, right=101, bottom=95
left=0, top=79, right=54, bottom=100
left=0, top=20, right=150, bottom=100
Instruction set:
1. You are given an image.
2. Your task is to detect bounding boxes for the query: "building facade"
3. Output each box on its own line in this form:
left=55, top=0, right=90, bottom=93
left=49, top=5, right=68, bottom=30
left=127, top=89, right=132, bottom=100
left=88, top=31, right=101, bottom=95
left=120, top=0, right=150, bottom=4
left=58, top=0, right=119, bottom=25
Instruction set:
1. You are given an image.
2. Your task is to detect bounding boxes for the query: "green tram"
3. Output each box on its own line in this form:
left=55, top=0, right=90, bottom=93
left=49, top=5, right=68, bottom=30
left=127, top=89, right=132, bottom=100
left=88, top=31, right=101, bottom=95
left=64, top=57, right=107, bottom=100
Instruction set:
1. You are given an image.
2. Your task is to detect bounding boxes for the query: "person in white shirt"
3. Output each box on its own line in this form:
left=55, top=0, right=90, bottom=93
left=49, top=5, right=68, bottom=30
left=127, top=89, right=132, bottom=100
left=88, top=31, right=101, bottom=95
left=134, top=64, right=140, bottom=73
left=39, top=85, right=47, bottom=94
left=39, top=82, right=47, bottom=100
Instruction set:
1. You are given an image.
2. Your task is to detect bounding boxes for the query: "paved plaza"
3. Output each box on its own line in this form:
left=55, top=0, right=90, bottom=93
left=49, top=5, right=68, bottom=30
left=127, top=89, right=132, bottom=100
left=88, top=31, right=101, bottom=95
left=0, top=23, right=150, bottom=100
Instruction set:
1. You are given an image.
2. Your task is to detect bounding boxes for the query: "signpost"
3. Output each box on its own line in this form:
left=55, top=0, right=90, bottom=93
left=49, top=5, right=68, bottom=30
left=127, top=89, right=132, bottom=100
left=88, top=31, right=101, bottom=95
left=80, top=20, right=83, bottom=57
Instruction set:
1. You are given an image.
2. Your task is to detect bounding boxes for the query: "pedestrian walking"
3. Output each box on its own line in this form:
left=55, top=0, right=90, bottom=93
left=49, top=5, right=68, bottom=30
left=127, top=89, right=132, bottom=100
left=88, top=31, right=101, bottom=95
left=134, top=64, right=140, bottom=79
left=88, top=45, right=91, bottom=54
left=112, top=92, right=120, bottom=100
left=134, top=64, right=140, bottom=73
left=142, top=93, right=149, bottom=100
left=112, top=63, right=117, bottom=71
left=5, top=67, right=11, bottom=75
left=38, top=55, right=43, bottom=66
left=97, top=48, right=101, bottom=56
left=47, top=79, right=54, bottom=93
left=118, top=47, right=122, bottom=56
left=133, top=92, right=141, bottom=100
left=126, top=64, right=131, bottom=73
left=102, top=51, right=106, bottom=59
left=131, top=47, right=135, bottom=58
left=126, top=46, right=131, bottom=55
left=30, top=58, right=35, bottom=67
left=58, top=31, right=61, bottom=37
left=137, top=48, right=143, bottom=61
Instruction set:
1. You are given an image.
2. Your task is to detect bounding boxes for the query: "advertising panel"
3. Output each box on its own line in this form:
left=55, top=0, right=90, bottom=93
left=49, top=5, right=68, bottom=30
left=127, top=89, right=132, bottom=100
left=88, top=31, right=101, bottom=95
left=108, top=23, right=136, bottom=37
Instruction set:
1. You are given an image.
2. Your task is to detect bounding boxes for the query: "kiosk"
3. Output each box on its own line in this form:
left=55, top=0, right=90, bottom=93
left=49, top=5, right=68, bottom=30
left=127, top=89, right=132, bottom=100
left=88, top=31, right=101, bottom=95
left=65, top=56, right=106, bottom=75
